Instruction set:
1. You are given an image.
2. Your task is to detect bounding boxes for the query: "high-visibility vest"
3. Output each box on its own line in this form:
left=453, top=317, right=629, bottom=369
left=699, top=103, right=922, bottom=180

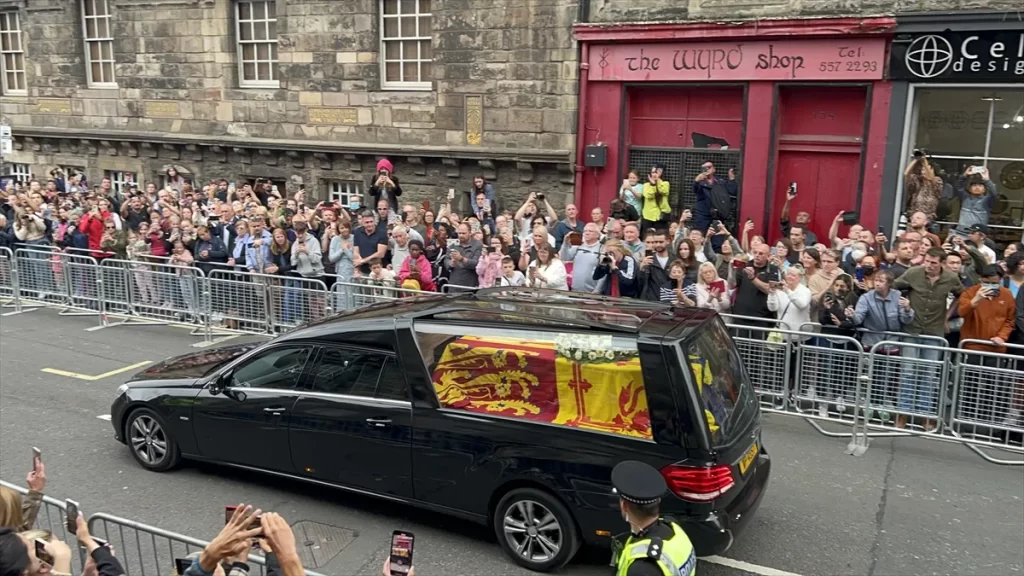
left=614, top=522, right=697, bottom=576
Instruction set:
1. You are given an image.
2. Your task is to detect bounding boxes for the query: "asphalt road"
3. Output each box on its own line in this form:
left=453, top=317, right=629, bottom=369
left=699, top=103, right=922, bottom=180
left=1, top=307, right=1022, bottom=576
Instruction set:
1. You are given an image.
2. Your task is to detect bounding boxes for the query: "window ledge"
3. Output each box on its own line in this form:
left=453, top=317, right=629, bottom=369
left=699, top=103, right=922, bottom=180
left=380, top=83, right=433, bottom=92
left=239, top=81, right=281, bottom=89
left=87, top=82, right=119, bottom=89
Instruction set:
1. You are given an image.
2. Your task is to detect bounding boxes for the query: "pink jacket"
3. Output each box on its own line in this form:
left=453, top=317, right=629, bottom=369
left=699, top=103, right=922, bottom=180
left=398, top=254, right=436, bottom=292
left=475, top=252, right=502, bottom=288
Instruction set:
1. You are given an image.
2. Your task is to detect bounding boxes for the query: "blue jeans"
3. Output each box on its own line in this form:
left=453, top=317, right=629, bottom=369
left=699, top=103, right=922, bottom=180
left=898, top=336, right=943, bottom=415
left=282, top=279, right=300, bottom=323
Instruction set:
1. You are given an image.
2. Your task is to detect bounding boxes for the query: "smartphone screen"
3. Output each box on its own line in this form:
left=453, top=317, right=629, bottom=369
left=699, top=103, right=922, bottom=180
left=389, top=531, right=415, bottom=576
left=65, top=499, right=79, bottom=534
left=32, top=447, right=41, bottom=470
left=225, top=505, right=262, bottom=531
left=174, top=558, right=192, bottom=575
left=35, top=539, right=54, bottom=567
left=447, top=188, right=455, bottom=200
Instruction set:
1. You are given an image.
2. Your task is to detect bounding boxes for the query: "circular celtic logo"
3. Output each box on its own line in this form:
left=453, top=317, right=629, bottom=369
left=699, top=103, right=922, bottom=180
left=905, top=35, right=954, bottom=79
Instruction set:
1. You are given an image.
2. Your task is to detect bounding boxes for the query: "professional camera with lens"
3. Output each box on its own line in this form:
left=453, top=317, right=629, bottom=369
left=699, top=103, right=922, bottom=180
left=601, top=255, right=612, bottom=266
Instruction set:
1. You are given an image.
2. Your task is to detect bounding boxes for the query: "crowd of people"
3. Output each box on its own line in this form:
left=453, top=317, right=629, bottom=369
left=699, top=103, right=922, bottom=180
left=2, top=158, right=1023, bottom=425
left=0, top=459, right=410, bottom=576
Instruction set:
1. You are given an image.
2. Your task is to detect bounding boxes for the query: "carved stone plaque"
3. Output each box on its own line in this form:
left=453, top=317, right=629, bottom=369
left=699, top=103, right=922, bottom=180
left=36, top=99, right=72, bottom=115
left=308, top=108, right=358, bottom=125
left=145, top=101, right=181, bottom=118
left=465, top=95, right=482, bottom=146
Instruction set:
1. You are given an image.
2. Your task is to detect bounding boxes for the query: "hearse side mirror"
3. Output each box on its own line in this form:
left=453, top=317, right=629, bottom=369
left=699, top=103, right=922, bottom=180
left=209, top=371, right=231, bottom=395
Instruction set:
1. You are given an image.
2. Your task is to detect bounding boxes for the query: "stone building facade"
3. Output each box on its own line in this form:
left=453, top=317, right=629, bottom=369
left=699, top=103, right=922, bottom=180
left=0, top=0, right=578, bottom=209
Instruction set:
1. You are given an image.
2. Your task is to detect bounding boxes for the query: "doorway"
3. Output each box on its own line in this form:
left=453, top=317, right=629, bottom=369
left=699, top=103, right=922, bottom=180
left=769, top=86, right=868, bottom=242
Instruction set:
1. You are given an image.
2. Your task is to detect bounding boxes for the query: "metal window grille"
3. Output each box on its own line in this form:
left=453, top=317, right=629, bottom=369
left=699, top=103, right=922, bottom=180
left=380, top=0, right=432, bottom=89
left=104, top=170, right=136, bottom=194
left=236, top=0, right=278, bottom=87
left=627, top=146, right=742, bottom=221
left=325, top=180, right=362, bottom=206
left=5, top=162, right=31, bottom=182
left=0, top=11, right=26, bottom=94
left=81, top=0, right=115, bottom=87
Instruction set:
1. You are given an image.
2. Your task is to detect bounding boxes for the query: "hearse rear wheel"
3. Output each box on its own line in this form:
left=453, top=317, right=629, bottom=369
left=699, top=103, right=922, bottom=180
left=493, top=487, right=579, bottom=572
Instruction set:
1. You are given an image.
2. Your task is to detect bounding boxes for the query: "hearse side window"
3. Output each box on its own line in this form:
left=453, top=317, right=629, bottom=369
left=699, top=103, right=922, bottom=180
left=309, top=348, right=386, bottom=398
left=413, top=322, right=653, bottom=440
left=231, top=347, right=311, bottom=390
left=375, top=358, right=408, bottom=402
left=680, top=318, right=756, bottom=445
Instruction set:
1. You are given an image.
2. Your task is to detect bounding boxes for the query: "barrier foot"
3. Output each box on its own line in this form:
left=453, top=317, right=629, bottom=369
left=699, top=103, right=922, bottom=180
left=846, top=430, right=870, bottom=456
left=964, top=443, right=1024, bottom=466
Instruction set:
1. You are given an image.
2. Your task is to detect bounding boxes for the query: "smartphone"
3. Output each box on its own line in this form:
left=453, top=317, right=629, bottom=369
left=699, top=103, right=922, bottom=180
left=174, top=558, right=192, bottom=575
left=65, top=499, right=79, bottom=534
left=271, top=184, right=279, bottom=193
left=645, top=249, right=655, bottom=259
left=969, top=166, right=984, bottom=175
left=389, top=530, right=415, bottom=576
left=447, top=188, right=455, bottom=200
left=788, top=182, right=797, bottom=196
left=878, top=225, right=886, bottom=235
left=32, top=446, right=41, bottom=470
left=35, top=539, right=54, bottom=567
left=856, top=268, right=865, bottom=282
left=568, top=232, right=582, bottom=247
left=224, top=505, right=262, bottom=531
left=731, top=259, right=747, bottom=270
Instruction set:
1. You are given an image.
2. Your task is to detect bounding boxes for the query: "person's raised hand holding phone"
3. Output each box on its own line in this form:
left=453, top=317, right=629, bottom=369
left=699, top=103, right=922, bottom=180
left=200, top=504, right=263, bottom=572
left=261, top=513, right=303, bottom=576
left=27, top=460, right=45, bottom=492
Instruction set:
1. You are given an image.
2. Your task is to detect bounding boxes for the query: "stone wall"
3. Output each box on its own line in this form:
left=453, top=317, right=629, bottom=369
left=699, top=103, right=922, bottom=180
left=0, top=0, right=578, bottom=207
left=586, top=0, right=1024, bottom=23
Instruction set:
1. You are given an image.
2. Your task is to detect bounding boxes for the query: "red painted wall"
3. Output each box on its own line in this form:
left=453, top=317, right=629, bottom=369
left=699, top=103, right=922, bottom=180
left=741, top=82, right=773, bottom=233
left=578, top=81, right=624, bottom=214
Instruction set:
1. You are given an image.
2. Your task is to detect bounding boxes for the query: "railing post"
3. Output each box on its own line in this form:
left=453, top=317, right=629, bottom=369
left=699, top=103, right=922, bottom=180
left=10, top=252, right=21, bottom=314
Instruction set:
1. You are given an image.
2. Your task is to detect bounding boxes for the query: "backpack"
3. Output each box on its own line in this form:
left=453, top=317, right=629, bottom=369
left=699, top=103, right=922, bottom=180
left=709, top=181, right=732, bottom=219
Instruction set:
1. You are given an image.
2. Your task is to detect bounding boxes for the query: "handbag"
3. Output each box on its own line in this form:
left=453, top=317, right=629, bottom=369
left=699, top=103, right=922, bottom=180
left=766, top=299, right=792, bottom=350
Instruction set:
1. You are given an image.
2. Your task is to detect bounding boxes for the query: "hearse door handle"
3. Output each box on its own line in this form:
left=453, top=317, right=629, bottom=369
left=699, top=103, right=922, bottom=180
left=366, top=417, right=391, bottom=428
left=264, top=407, right=286, bottom=415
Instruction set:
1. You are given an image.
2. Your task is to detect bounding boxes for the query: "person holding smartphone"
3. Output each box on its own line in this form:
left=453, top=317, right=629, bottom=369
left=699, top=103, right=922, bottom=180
left=953, top=166, right=997, bottom=232
left=0, top=452, right=46, bottom=531
left=369, top=158, right=403, bottom=214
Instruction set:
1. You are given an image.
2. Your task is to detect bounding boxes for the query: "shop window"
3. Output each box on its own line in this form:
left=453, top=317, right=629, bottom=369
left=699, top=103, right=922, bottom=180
left=909, top=88, right=1024, bottom=238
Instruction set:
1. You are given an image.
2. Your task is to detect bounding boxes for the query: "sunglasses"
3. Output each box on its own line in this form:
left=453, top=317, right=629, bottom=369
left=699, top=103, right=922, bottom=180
left=105, top=226, right=115, bottom=230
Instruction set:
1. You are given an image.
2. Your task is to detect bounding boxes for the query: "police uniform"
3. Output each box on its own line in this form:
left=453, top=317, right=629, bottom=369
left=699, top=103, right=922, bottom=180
left=611, top=461, right=697, bottom=576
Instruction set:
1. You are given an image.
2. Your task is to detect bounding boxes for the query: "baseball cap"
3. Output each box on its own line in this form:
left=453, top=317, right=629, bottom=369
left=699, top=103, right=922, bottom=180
left=965, top=224, right=989, bottom=235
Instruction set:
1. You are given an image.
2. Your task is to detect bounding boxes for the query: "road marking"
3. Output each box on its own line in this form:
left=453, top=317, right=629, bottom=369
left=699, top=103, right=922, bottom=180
left=41, top=360, right=152, bottom=381
left=96, top=414, right=112, bottom=421
left=191, top=334, right=239, bottom=348
left=702, top=555, right=804, bottom=576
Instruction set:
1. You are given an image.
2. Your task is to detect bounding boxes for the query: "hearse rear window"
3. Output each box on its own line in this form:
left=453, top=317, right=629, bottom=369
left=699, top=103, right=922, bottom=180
left=413, top=322, right=652, bottom=440
left=681, top=318, right=756, bottom=445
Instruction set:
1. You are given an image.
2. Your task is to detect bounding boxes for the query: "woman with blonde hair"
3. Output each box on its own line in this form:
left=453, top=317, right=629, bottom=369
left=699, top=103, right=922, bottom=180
left=0, top=462, right=45, bottom=531
left=696, top=261, right=730, bottom=312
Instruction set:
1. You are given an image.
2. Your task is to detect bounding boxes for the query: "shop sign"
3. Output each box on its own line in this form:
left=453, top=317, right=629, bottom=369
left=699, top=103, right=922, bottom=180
left=587, top=38, right=885, bottom=82
left=890, top=30, right=1024, bottom=82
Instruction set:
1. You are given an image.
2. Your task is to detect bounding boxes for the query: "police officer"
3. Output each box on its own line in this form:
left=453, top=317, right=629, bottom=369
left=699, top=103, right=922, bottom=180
left=611, top=460, right=697, bottom=576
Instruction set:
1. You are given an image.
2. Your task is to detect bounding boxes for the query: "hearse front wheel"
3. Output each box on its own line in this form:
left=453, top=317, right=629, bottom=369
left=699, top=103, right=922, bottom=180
left=493, top=487, right=579, bottom=572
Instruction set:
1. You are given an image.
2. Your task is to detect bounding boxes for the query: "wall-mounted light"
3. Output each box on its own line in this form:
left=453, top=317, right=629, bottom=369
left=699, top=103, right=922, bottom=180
left=1003, top=123, right=1011, bottom=129
left=1015, top=115, right=1024, bottom=123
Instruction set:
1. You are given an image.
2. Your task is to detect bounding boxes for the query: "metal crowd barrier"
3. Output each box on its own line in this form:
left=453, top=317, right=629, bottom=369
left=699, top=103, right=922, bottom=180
left=0, top=248, right=444, bottom=342
left=722, top=320, right=1023, bottom=465
left=0, top=480, right=326, bottom=576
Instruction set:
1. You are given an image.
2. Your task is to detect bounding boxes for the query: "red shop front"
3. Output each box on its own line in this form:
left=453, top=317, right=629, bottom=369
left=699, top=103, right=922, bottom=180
left=573, top=18, right=896, bottom=241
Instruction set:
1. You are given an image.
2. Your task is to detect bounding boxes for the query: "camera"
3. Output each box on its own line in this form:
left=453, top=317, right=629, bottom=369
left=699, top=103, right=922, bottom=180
left=913, top=148, right=928, bottom=158
left=601, top=255, right=612, bottom=266
left=535, top=192, right=545, bottom=201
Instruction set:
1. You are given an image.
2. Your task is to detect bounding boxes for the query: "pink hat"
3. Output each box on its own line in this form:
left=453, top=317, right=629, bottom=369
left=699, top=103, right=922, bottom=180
left=376, top=158, right=394, bottom=173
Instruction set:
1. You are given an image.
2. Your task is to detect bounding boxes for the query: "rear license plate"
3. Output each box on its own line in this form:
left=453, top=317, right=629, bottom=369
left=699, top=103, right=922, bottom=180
left=738, top=442, right=758, bottom=476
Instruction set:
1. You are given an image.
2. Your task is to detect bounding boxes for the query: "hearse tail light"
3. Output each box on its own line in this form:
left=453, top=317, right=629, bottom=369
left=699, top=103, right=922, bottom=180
left=660, top=464, right=735, bottom=502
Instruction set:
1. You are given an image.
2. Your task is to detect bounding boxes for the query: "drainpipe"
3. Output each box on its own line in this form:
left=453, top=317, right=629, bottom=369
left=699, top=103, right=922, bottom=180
left=573, top=42, right=589, bottom=205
